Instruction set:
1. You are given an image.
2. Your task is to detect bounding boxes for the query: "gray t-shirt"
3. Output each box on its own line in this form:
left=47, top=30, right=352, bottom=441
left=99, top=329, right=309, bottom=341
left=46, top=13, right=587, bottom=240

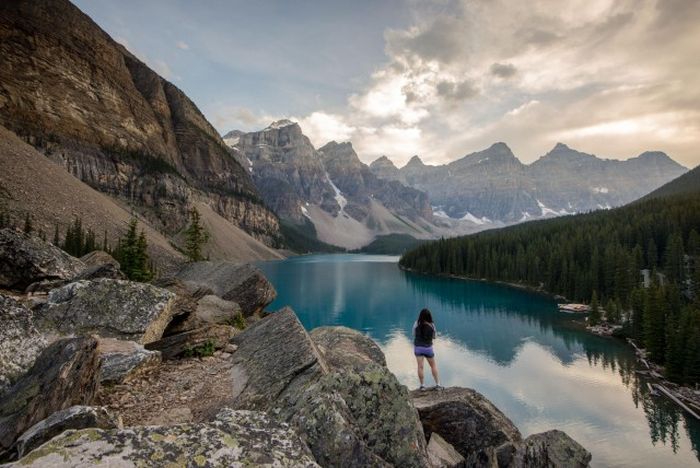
left=413, top=321, right=436, bottom=347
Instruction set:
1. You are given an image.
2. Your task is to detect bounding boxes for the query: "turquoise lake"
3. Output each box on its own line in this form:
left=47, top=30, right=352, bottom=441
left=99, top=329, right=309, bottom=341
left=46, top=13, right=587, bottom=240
left=258, top=254, right=700, bottom=467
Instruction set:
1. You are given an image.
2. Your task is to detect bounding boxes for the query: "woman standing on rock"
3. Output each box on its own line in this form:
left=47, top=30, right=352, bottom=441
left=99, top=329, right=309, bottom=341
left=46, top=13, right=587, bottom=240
left=413, top=308, right=442, bottom=390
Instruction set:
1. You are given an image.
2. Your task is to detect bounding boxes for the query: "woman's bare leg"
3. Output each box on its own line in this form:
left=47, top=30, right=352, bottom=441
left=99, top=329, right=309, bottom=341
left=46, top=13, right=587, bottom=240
left=416, top=356, right=425, bottom=386
left=427, top=357, right=440, bottom=385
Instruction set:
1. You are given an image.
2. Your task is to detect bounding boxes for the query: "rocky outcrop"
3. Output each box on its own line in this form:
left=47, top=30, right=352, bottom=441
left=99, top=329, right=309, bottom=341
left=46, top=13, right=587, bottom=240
left=427, top=433, right=465, bottom=468
left=74, top=251, right=125, bottom=280
left=11, top=406, right=119, bottom=460
left=79, top=251, right=119, bottom=269
left=0, top=0, right=281, bottom=246
left=230, top=308, right=430, bottom=467
left=0, top=337, right=99, bottom=459
left=410, top=387, right=522, bottom=461
left=146, top=324, right=238, bottom=360
left=0, top=229, right=85, bottom=290
left=9, top=408, right=319, bottom=467
left=502, top=430, right=592, bottom=468
left=176, top=261, right=276, bottom=316
left=35, top=279, right=176, bottom=344
left=310, top=326, right=386, bottom=371
left=167, top=295, right=242, bottom=334
left=0, top=295, right=47, bottom=397
left=97, top=338, right=161, bottom=384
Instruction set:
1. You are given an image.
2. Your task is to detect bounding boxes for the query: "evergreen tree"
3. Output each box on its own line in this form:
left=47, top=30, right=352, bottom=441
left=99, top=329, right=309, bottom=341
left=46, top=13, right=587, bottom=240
left=589, top=291, right=601, bottom=326
left=53, top=224, right=60, bottom=246
left=184, top=208, right=209, bottom=262
left=23, top=213, right=33, bottom=234
left=113, top=217, right=152, bottom=281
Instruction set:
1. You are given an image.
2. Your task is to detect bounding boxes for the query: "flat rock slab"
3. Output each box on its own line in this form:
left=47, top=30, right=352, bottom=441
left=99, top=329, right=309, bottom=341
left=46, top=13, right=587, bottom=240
left=146, top=324, right=237, bottom=360
left=427, top=432, right=465, bottom=468
left=0, top=337, right=99, bottom=460
left=11, top=405, right=119, bottom=460
left=0, top=228, right=85, bottom=290
left=410, top=387, right=522, bottom=460
left=0, top=295, right=47, bottom=397
left=507, top=430, right=592, bottom=468
left=97, top=338, right=161, bottom=384
left=310, top=326, right=386, bottom=371
left=10, top=409, right=319, bottom=467
left=167, top=294, right=242, bottom=334
left=176, top=261, right=276, bottom=316
left=35, top=279, right=176, bottom=344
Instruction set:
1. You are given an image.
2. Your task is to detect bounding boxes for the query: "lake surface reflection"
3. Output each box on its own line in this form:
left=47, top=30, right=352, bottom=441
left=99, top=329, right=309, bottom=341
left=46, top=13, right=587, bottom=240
left=258, top=254, right=700, bottom=467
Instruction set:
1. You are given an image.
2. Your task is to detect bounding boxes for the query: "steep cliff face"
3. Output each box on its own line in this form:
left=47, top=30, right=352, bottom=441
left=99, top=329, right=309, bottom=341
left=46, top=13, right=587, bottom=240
left=371, top=142, right=687, bottom=224
left=231, top=121, right=440, bottom=249
left=0, top=0, right=281, bottom=246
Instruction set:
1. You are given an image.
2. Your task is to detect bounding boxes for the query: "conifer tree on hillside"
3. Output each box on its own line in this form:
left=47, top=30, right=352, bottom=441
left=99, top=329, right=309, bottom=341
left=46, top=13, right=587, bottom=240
left=589, top=291, right=601, bottom=326
left=113, top=217, right=153, bottom=282
left=184, top=208, right=209, bottom=262
left=23, top=213, right=32, bottom=234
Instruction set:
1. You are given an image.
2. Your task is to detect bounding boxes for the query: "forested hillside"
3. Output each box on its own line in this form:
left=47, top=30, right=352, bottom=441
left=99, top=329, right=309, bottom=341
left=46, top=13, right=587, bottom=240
left=400, top=167, right=700, bottom=384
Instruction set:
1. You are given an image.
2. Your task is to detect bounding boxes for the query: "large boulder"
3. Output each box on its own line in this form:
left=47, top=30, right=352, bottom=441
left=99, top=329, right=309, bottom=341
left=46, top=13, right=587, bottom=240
left=230, top=309, right=430, bottom=467
left=0, top=337, right=99, bottom=459
left=79, top=251, right=119, bottom=269
left=410, top=387, right=522, bottom=461
left=10, top=406, right=119, bottom=460
left=10, top=409, right=319, bottom=467
left=167, top=295, right=243, bottom=334
left=504, top=430, right=592, bottom=468
left=310, top=326, right=386, bottom=371
left=35, top=279, right=176, bottom=344
left=176, top=261, right=276, bottom=316
left=0, top=228, right=85, bottom=290
left=427, top=433, right=465, bottom=468
left=97, top=338, right=161, bottom=384
left=74, top=251, right=125, bottom=280
left=0, top=295, right=47, bottom=397
left=146, top=324, right=238, bottom=360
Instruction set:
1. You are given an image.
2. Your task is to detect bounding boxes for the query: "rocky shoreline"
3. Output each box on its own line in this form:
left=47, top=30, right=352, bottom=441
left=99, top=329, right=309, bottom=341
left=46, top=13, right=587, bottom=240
left=0, top=228, right=591, bottom=467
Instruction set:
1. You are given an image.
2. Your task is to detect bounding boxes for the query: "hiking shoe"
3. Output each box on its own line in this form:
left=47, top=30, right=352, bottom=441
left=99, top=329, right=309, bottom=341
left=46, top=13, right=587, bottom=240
left=419, top=385, right=427, bottom=391
left=433, top=385, right=444, bottom=391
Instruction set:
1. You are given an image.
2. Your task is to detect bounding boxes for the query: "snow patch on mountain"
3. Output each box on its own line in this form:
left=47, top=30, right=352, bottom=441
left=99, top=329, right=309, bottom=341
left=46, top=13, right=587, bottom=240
left=537, top=200, right=574, bottom=217
left=326, top=173, right=347, bottom=212
left=266, top=119, right=295, bottom=130
left=592, top=186, right=609, bottom=194
left=460, top=212, right=491, bottom=225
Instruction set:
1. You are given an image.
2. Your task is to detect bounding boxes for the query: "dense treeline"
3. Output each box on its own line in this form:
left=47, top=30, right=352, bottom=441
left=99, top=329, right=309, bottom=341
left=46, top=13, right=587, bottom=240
left=400, top=190, right=700, bottom=385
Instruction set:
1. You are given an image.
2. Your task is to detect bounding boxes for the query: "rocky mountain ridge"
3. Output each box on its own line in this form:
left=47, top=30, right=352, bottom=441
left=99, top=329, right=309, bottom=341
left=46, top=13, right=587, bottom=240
left=229, top=121, right=447, bottom=249
left=370, top=142, right=687, bottom=225
left=0, top=0, right=281, bottom=246
left=0, top=229, right=591, bottom=467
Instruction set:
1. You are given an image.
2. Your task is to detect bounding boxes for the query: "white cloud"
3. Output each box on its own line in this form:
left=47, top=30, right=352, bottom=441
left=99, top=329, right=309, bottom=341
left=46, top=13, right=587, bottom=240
left=176, top=40, right=190, bottom=50
left=297, top=112, right=355, bottom=146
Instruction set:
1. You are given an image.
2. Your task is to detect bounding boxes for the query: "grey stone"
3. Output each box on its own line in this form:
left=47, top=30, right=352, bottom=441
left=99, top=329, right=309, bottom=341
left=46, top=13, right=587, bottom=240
left=167, top=294, right=242, bottom=334
left=35, top=279, right=176, bottom=344
left=11, top=406, right=119, bottom=460
left=427, top=432, right=466, bottom=468
left=176, top=261, right=276, bottom=316
left=146, top=324, right=238, bottom=360
left=73, top=263, right=125, bottom=281
left=10, top=409, right=319, bottom=467
left=97, top=338, right=161, bottom=384
left=410, top=387, right=522, bottom=461
left=0, top=295, right=47, bottom=398
left=0, top=337, right=99, bottom=460
left=509, top=430, right=592, bottom=468
left=0, top=228, right=85, bottom=290
left=310, top=325, right=386, bottom=371
left=79, top=251, right=119, bottom=269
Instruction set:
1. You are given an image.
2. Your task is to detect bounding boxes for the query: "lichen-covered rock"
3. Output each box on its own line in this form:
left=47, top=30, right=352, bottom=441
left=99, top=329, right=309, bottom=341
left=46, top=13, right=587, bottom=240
left=176, top=261, right=276, bottom=316
left=146, top=324, right=238, bottom=360
left=11, top=406, right=119, bottom=460
left=231, top=308, right=430, bottom=467
left=310, top=326, right=386, bottom=371
left=10, top=409, right=318, bottom=467
left=0, top=295, right=47, bottom=397
left=97, top=338, right=161, bottom=384
left=0, top=229, right=85, bottom=290
left=75, top=251, right=125, bottom=281
left=507, top=430, right=592, bottom=468
left=167, top=295, right=243, bottom=334
left=0, top=337, right=99, bottom=459
left=427, top=433, right=465, bottom=468
left=79, top=251, right=119, bottom=269
left=410, top=387, right=522, bottom=461
left=35, top=279, right=176, bottom=344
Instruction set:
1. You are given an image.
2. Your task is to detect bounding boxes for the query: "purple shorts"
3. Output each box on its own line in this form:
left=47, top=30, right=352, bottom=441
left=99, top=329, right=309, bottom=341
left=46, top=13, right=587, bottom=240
left=414, top=346, right=434, bottom=358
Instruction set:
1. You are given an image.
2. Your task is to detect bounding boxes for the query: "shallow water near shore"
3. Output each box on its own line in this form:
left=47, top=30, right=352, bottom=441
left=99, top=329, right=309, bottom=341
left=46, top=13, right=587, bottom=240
left=258, top=254, right=700, bottom=467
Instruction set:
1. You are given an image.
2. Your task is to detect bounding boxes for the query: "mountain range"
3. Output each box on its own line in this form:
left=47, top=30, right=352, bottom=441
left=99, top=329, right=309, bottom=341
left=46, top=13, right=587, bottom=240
left=370, top=142, right=687, bottom=225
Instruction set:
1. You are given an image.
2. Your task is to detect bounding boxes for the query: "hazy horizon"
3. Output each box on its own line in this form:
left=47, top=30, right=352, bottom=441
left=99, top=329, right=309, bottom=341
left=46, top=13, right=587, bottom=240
left=73, top=0, right=700, bottom=168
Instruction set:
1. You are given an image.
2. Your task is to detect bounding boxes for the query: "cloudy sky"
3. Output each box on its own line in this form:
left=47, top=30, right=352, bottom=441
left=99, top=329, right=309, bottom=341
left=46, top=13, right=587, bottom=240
left=74, top=0, right=699, bottom=167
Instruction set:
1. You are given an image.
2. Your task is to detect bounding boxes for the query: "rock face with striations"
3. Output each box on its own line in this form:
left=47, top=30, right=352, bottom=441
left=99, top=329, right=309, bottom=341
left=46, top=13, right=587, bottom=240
left=310, top=326, right=386, bottom=371
left=9, top=408, right=319, bottom=467
left=97, top=338, right=161, bottom=384
left=0, top=337, right=100, bottom=459
left=0, top=295, right=48, bottom=397
left=0, top=229, right=85, bottom=290
left=0, top=0, right=281, bottom=245
left=175, top=261, right=276, bottom=316
left=35, top=279, right=176, bottom=344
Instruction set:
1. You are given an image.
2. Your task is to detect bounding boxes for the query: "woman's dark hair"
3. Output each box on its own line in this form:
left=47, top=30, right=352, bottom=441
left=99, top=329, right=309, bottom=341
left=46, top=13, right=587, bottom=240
left=418, top=308, right=433, bottom=324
